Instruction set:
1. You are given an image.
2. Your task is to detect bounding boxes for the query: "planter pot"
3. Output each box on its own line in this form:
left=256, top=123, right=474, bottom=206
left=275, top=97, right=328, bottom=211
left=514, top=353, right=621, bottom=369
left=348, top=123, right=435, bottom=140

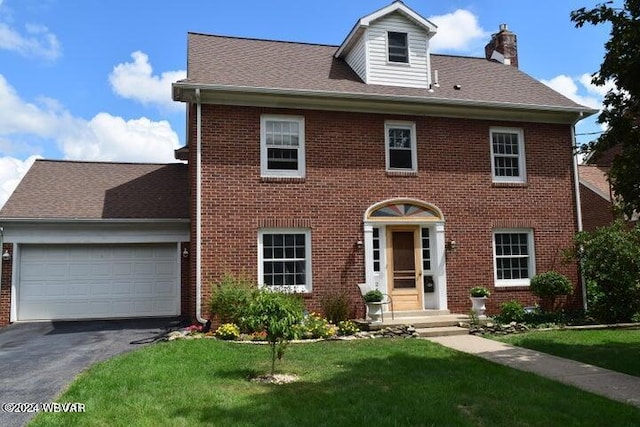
left=470, top=296, right=488, bottom=318
left=366, top=302, right=384, bottom=323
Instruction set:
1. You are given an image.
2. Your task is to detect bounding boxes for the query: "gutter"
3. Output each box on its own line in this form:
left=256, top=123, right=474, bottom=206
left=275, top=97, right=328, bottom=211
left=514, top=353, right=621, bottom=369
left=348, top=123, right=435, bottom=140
left=173, top=82, right=599, bottom=117
left=571, top=117, right=588, bottom=311
left=194, top=88, right=206, bottom=324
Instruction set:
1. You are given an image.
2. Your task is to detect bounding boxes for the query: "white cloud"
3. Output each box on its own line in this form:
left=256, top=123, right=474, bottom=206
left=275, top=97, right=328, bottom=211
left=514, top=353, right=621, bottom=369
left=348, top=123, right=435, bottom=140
left=109, top=51, right=186, bottom=111
left=0, top=155, right=40, bottom=208
left=0, top=21, right=60, bottom=60
left=0, top=74, right=181, bottom=208
left=428, top=9, right=488, bottom=52
left=60, top=113, right=180, bottom=163
left=541, top=74, right=602, bottom=110
left=578, top=73, right=616, bottom=98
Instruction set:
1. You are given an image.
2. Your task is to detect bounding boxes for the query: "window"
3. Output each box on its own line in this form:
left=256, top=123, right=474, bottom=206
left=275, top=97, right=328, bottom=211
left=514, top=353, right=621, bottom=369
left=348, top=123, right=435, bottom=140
left=258, top=229, right=311, bottom=292
left=490, top=128, right=526, bottom=183
left=385, top=121, right=417, bottom=172
left=421, top=227, right=431, bottom=272
left=373, top=228, right=381, bottom=272
left=261, top=115, right=305, bottom=178
left=493, top=230, right=535, bottom=287
left=388, top=31, right=408, bottom=63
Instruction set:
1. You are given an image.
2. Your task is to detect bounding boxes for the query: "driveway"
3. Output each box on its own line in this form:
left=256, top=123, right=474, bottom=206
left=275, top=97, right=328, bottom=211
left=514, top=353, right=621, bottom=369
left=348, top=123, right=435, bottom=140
left=0, top=318, right=181, bottom=427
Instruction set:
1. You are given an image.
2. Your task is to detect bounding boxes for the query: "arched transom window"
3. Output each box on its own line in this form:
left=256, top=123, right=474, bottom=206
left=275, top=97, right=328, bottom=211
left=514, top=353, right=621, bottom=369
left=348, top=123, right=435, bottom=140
left=365, top=199, right=443, bottom=222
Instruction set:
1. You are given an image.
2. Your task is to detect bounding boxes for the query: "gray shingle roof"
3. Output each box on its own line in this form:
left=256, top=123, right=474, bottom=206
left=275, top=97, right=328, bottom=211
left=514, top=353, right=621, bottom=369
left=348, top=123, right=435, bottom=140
left=0, top=160, right=189, bottom=220
left=180, top=33, right=591, bottom=112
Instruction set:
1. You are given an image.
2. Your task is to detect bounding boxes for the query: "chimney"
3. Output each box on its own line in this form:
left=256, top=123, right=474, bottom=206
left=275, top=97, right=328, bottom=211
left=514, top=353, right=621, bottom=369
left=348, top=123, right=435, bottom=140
left=484, top=24, right=518, bottom=68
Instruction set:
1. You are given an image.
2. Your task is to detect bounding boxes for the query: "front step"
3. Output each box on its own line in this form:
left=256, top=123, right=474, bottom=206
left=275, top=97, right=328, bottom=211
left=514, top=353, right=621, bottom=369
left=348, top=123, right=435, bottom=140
left=416, top=326, right=469, bottom=337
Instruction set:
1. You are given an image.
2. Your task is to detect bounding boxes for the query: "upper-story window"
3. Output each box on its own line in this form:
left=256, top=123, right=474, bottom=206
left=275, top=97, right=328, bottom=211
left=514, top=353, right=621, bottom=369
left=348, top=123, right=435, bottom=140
left=490, top=127, right=526, bottom=183
left=388, top=31, right=408, bottom=63
left=260, top=115, right=305, bottom=178
left=385, top=121, right=417, bottom=172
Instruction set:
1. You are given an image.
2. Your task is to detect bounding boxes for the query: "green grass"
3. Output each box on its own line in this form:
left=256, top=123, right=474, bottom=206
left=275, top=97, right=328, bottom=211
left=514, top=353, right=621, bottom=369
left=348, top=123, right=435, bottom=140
left=495, top=328, right=640, bottom=377
left=31, top=339, right=640, bottom=427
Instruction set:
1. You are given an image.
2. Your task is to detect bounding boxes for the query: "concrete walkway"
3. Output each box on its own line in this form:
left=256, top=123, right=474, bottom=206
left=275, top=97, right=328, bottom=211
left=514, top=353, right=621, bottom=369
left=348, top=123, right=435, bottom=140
left=427, top=334, right=640, bottom=408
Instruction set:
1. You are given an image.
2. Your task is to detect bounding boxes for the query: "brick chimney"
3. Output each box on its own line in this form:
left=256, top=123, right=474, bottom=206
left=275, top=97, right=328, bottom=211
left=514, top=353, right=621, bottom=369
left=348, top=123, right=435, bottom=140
left=484, top=24, right=518, bottom=68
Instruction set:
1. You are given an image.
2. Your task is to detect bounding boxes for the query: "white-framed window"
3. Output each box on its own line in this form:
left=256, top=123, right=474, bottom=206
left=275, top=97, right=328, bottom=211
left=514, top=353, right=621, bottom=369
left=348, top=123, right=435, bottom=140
left=372, top=227, right=381, bottom=272
left=258, top=229, right=311, bottom=292
left=385, top=121, right=417, bottom=172
left=260, top=115, right=305, bottom=178
left=388, top=31, right=409, bottom=63
left=490, top=127, right=526, bottom=183
left=493, top=229, right=535, bottom=287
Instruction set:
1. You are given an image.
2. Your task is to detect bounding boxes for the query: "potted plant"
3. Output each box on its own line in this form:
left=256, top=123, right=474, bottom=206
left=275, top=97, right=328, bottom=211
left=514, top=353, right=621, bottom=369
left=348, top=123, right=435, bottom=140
left=363, top=289, right=384, bottom=323
left=469, top=286, right=490, bottom=318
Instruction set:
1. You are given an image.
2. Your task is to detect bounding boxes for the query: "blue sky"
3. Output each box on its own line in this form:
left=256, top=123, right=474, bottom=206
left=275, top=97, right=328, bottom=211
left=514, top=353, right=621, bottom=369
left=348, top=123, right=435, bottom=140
left=0, top=0, right=612, bottom=207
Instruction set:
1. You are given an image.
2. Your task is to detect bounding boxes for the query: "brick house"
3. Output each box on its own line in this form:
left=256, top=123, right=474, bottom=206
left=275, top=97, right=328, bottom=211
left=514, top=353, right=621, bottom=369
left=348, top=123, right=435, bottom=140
left=171, top=1, right=595, bottom=321
left=0, top=2, right=596, bottom=325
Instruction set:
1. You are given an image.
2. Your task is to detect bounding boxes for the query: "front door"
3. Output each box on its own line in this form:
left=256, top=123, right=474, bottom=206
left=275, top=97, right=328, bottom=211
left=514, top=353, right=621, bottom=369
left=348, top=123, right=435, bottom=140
left=387, top=226, right=422, bottom=311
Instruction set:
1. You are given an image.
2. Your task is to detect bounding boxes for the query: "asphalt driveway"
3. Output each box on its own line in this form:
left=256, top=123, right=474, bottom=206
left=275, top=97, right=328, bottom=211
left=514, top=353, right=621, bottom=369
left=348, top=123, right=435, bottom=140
left=0, top=318, right=181, bottom=427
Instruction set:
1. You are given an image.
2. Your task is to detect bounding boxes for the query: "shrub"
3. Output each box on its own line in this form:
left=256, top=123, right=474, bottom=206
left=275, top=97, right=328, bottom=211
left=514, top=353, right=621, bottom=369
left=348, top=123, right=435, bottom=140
left=495, top=300, right=525, bottom=323
left=214, top=323, right=240, bottom=340
left=529, top=272, right=573, bottom=298
left=208, top=274, right=257, bottom=328
left=337, top=320, right=360, bottom=336
left=363, top=289, right=383, bottom=302
left=298, top=313, right=336, bottom=339
left=320, top=291, right=352, bottom=324
left=573, top=221, right=640, bottom=322
left=470, top=286, right=490, bottom=297
left=243, top=290, right=305, bottom=374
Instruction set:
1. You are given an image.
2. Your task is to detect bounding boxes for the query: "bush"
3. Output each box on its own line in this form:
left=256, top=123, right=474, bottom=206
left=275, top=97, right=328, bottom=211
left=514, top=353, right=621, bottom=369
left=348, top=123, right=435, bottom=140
left=495, top=300, right=526, bottom=323
left=208, top=274, right=257, bottom=328
left=363, top=289, right=383, bottom=302
left=297, top=313, right=336, bottom=339
left=529, top=272, right=573, bottom=298
left=214, top=323, right=240, bottom=340
left=573, top=221, right=640, bottom=322
left=320, top=291, right=352, bottom=324
left=470, top=286, right=490, bottom=297
left=337, top=320, right=360, bottom=336
left=243, top=290, right=305, bottom=374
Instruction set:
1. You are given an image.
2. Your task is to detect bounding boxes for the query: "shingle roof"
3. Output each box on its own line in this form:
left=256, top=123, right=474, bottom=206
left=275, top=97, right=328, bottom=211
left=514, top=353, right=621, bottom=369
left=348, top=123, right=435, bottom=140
left=180, top=33, right=591, bottom=112
left=579, top=165, right=611, bottom=201
left=0, top=160, right=189, bottom=220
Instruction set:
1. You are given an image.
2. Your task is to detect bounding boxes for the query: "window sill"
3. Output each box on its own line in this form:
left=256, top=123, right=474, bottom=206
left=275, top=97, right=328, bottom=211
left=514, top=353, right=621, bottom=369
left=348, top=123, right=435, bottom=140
left=494, top=284, right=531, bottom=290
left=491, top=181, right=528, bottom=188
left=386, top=171, right=418, bottom=177
left=261, top=176, right=306, bottom=183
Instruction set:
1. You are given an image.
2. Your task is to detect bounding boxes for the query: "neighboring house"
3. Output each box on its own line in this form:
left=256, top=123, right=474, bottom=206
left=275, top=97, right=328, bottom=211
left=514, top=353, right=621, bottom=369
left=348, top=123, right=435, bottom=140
left=171, top=1, right=595, bottom=321
left=0, top=2, right=596, bottom=325
left=0, top=160, right=189, bottom=325
left=578, top=165, right=616, bottom=232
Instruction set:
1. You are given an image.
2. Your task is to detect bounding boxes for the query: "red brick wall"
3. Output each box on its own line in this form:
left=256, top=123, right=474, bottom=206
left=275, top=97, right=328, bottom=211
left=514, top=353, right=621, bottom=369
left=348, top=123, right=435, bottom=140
left=580, top=184, right=615, bottom=232
left=0, top=244, right=13, bottom=326
left=188, top=105, right=582, bottom=317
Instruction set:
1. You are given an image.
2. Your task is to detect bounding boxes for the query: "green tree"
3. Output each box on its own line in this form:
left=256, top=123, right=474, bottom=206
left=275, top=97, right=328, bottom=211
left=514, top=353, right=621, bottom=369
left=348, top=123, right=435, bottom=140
left=571, top=2, right=640, bottom=217
left=244, top=290, right=304, bottom=375
left=572, top=221, right=640, bottom=322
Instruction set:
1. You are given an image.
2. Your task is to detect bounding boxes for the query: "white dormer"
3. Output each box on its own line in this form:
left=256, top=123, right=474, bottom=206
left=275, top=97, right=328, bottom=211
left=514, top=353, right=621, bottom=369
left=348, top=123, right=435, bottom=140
left=335, top=1, right=437, bottom=89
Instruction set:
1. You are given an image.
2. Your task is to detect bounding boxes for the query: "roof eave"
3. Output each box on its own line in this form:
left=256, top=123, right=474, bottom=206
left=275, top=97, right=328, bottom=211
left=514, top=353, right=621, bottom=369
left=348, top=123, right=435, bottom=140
left=173, top=82, right=598, bottom=124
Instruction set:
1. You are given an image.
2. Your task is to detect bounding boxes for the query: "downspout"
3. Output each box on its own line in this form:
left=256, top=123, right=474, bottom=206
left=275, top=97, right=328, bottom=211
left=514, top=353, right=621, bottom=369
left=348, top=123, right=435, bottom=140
left=195, top=88, right=206, bottom=324
left=571, top=116, right=588, bottom=311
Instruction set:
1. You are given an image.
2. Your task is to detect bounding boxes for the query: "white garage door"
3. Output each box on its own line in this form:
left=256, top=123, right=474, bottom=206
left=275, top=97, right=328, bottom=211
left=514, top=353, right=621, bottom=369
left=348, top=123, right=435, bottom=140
left=18, top=244, right=180, bottom=321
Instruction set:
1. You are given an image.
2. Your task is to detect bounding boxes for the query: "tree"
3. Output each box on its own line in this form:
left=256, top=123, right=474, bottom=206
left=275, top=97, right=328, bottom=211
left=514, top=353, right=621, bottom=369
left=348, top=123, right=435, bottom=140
left=571, top=2, right=640, bottom=217
left=243, top=289, right=304, bottom=375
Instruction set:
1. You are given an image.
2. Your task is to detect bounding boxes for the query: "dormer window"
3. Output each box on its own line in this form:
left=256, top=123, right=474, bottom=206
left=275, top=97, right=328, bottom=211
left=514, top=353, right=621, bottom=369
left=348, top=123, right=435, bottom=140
left=388, top=31, right=408, bottom=63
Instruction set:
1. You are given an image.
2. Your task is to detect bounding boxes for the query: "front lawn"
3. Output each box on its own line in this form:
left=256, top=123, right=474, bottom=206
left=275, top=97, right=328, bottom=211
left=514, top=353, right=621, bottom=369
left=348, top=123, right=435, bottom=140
left=31, top=339, right=640, bottom=426
left=495, top=327, right=640, bottom=377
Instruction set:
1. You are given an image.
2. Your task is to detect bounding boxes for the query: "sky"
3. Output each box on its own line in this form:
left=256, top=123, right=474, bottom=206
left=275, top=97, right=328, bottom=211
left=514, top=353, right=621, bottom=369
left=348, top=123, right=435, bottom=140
left=0, top=0, right=613, bottom=208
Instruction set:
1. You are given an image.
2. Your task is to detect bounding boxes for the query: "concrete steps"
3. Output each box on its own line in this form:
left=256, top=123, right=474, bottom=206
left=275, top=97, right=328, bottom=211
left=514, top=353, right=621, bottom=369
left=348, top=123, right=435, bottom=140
left=355, top=313, right=470, bottom=337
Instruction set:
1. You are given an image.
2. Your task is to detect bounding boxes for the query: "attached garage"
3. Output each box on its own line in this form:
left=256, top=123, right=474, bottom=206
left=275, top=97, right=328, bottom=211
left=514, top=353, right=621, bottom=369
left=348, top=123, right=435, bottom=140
left=0, top=160, right=190, bottom=326
left=17, top=244, right=180, bottom=321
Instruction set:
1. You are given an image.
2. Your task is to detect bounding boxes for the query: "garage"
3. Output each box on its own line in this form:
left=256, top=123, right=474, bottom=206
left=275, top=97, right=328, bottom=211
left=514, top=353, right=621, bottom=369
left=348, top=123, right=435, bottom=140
left=17, top=244, right=180, bottom=321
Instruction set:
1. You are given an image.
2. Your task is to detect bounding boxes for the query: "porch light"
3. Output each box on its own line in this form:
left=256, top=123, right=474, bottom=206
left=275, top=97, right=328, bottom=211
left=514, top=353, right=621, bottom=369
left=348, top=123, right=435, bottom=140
left=355, top=240, right=364, bottom=250
left=2, top=250, right=10, bottom=261
left=182, top=248, right=189, bottom=258
left=446, top=239, right=457, bottom=252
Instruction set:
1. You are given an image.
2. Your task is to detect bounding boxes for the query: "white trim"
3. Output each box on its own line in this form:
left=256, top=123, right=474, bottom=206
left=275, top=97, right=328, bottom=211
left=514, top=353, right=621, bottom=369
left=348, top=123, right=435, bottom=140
left=257, top=228, right=312, bottom=293
left=385, top=121, right=417, bottom=172
left=10, top=243, right=18, bottom=322
left=260, top=115, right=306, bottom=178
left=493, top=228, right=536, bottom=287
left=490, top=127, right=527, bottom=184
